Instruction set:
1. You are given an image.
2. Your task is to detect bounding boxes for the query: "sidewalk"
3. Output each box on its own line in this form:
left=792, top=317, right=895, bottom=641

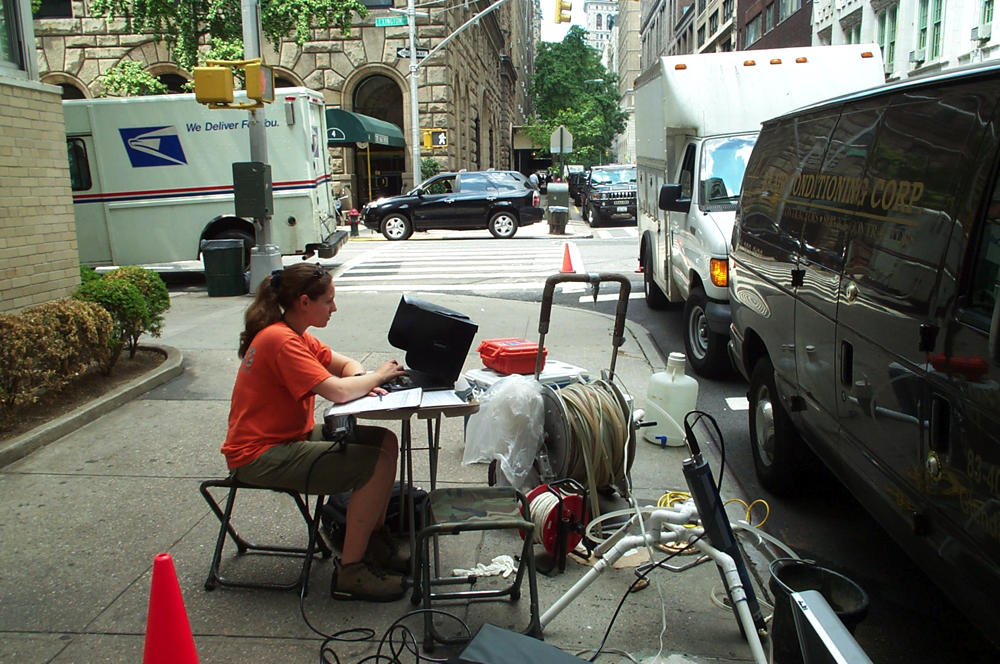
left=0, top=290, right=765, bottom=664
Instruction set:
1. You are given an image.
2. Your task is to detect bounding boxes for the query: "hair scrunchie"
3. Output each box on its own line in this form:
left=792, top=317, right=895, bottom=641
left=270, top=269, right=283, bottom=292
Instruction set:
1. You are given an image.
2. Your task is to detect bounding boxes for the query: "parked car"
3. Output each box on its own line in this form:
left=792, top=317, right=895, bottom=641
left=363, top=171, right=543, bottom=240
left=567, top=171, right=588, bottom=206
left=581, top=164, right=637, bottom=226
left=729, top=60, right=1000, bottom=648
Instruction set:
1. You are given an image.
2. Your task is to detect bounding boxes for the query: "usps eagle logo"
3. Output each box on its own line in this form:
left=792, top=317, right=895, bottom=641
left=119, top=126, right=188, bottom=167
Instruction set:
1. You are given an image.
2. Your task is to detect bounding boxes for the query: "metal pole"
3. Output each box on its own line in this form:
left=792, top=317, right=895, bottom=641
left=407, top=0, right=422, bottom=188
left=242, top=0, right=282, bottom=290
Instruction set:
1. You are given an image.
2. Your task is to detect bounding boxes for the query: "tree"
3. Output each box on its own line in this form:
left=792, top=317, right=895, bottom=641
left=526, top=26, right=627, bottom=168
left=89, top=0, right=369, bottom=72
left=98, top=60, right=169, bottom=96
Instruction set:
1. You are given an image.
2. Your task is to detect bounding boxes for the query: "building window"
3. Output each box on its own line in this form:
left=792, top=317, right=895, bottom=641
left=723, top=0, right=733, bottom=21
left=698, top=0, right=706, bottom=14
left=984, top=0, right=994, bottom=25
left=778, top=0, right=801, bottom=22
left=931, top=0, right=943, bottom=59
left=697, top=25, right=705, bottom=47
left=746, top=13, right=762, bottom=46
left=878, top=5, right=897, bottom=71
left=765, top=3, right=774, bottom=32
left=709, top=10, right=718, bottom=35
left=918, top=0, right=928, bottom=50
left=1, top=0, right=23, bottom=70
left=597, top=13, right=602, bottom=30
left=33, top=0, right=71, bottom=18
left=844, top=23, right=861, bottom=44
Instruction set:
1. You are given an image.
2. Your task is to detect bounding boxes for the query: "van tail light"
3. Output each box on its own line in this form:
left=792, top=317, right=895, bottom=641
left=710, top=258, right=728, bottom=287
left=533, top=191, right=540, bottom=207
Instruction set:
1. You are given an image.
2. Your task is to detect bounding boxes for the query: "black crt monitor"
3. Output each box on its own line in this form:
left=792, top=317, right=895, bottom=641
left=387, top=295, right=479, bottom=386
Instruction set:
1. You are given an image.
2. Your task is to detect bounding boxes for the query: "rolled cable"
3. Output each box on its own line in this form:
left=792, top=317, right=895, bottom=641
left=528, top=491, right=561, bottom=547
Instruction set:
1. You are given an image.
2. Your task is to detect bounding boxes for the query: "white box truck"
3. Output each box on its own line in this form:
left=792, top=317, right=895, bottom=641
left=64, top=88, right=347, bottom=268
left=635, top=45, right=886, bottom=377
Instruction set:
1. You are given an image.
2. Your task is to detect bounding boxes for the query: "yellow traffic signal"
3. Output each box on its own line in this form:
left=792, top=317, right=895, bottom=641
left=193, top=66, right=234, bottom=105
left=245, top=62, right=275, bottom=103
left=554, top=0, right=572, bottom=23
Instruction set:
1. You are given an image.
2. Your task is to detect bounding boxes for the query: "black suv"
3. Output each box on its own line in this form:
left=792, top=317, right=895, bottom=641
left=362, top=171, right=543, bottom=241
left=567, top=171, right=588, bottom=206
left=580, top=164, right=637, bottom=226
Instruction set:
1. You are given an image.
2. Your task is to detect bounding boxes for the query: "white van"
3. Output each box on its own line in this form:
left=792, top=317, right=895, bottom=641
left=64, top=88, right=347, bottom=267
left=634, top=45, right=886, bottom=376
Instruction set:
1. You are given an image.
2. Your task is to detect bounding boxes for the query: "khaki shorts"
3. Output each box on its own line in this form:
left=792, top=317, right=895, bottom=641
left=234, top=424, right=390, bottom=495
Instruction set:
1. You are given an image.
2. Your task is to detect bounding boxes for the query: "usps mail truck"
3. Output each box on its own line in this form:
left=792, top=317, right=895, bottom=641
left=64, top=88, right=347, bottom=268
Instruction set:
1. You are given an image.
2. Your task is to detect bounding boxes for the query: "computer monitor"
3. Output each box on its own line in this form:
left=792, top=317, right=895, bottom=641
left=387, top=295, right=479, bottom=383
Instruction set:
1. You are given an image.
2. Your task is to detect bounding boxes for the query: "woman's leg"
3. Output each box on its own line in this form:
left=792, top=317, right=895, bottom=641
left=341, top=429, right=398, bottom=565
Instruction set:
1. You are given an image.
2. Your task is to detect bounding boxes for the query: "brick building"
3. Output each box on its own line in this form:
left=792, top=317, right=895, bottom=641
left=2, top=0, right=80, bottom=312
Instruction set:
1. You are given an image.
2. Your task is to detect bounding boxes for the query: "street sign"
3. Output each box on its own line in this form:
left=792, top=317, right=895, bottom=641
left=375, top=16, right=407, bottom=26
left=397, top=46, right=429, bottom=59
left=550, top=125, right=573, bottom=154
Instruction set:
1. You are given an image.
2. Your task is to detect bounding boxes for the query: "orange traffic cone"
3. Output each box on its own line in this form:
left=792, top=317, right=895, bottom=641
left=143, top=553, right=199, bottom=664
left=560, top=243, right=574, bottom=273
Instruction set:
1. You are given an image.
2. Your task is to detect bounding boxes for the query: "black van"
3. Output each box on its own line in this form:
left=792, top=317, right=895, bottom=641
left=729, top=62, right=1000, bottom=647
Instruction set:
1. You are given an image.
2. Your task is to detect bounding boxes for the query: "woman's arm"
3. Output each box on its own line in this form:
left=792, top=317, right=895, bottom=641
left=313, top=359, right=407, bottom=403
left=327, top=350, right=366, bottom=378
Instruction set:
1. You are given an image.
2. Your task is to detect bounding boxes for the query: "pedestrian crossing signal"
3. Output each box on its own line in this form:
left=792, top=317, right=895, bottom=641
left=423, top=129, right=448, bottom=148
left=555, top=0, right=572, bottom=23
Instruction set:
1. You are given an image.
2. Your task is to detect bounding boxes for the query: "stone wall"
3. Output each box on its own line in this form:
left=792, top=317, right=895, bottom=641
left=0, top=79, right=80, bottom=313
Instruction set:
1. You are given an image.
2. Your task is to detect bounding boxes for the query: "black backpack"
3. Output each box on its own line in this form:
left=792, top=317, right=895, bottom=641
left=321, top=481, right=427, bottom=544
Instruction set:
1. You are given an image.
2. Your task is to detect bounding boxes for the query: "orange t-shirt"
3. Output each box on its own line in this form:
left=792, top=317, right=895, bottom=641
left=221, top=322, right=333, bottom=469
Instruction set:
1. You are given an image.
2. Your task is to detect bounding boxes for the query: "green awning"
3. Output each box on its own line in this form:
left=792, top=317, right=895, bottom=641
left=326, top=109, right=405, bottom=148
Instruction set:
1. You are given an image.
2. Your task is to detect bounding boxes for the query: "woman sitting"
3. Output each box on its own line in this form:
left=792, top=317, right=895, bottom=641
left=221, top=263, right=409, bottom=602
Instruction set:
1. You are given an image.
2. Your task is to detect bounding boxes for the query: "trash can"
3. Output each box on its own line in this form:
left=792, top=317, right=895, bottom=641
left=548, top=206, right=569, bottom=235
left=768, top=559, right=870, bottom=664
left=201, top=238, right=247, bottom=297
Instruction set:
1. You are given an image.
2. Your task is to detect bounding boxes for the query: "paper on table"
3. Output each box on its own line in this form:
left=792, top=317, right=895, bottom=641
left=324, top=388, right=422, bottom=416
left=419, top=390, right=467, bottom=408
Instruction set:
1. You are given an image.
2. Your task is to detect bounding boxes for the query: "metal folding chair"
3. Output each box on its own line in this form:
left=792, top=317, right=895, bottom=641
left=200, top=474, right=332, bottom=595
left=410, top=486, right=542, bottom=651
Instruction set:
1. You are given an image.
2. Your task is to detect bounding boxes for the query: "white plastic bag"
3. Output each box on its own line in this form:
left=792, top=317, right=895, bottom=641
left=463, top=375, right=544, bottom=491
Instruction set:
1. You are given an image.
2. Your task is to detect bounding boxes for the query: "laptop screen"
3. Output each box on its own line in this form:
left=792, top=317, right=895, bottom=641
left=387, top=295, right=479, bottom=382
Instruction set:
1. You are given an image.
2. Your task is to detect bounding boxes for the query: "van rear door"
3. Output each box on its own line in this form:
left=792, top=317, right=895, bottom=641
left=67, top=135, right=112, bottom=265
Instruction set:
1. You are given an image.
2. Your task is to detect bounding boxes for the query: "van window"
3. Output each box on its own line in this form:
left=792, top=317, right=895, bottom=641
left=679, top=145, right=696, bottom=198
left=967, top=178, right=1000, bottom=328
left=67, top=138, right=91, bottom=191
left=847, top=87, right=996, bottom=315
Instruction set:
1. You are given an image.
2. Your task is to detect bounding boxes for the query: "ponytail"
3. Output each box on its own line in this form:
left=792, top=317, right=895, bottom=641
left=237, top=264, right=333, bottom=358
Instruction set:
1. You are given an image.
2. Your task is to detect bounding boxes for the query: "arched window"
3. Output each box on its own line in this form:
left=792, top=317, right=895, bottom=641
left=597, top=14, right=603, bottom=30
left=59, top=83, right=86, bottom=99
left=156, top=73, right=188, bottom=94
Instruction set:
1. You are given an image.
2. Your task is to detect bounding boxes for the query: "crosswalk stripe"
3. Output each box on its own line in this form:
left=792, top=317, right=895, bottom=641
left=338, top=269, right=563, bottom=282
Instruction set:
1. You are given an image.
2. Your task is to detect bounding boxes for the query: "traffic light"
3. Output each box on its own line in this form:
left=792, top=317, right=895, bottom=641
left=554, top=0, right=572, bottom=24
left=245, top=62, right=275, bottom=103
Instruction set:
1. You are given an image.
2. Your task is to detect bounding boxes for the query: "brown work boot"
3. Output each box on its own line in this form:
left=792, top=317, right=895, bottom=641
left=331, top=555, right=406, bottom=602
left=366, top=525, right=411, bottom=575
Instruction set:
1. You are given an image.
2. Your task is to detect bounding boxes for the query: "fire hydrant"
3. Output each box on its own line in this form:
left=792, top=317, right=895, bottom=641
left=347, top=209, right=361, bottom=237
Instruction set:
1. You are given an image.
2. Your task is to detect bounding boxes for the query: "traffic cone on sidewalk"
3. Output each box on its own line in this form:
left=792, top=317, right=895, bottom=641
left=560, top=243, right=574, bottom=273
left=143, top=553, right=199, bottom=664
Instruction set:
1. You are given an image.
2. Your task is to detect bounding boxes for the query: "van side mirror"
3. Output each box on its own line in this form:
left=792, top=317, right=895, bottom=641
left=990, top=296, right=1000, bottom=365
left=659, top=183, right=691, bottom=213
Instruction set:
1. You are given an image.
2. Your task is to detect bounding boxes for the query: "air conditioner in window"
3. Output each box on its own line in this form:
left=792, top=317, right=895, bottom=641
left=972, top=24, right=992, bottom=41
left=909, top=49, right=926, bottom=63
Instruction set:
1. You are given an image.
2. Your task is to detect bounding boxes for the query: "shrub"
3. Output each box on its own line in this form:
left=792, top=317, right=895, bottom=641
left=80, top=265, right=101, bottom=284
left=0, top=299, right=116, bottom=418
left=103, top=266, right=171, bottom=352
left=74, top=278, right=147, bottom=367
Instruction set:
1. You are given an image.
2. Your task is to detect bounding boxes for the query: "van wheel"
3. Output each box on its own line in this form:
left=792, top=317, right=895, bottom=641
left=381, top=214, right=412, bottom=241
left=488, top=211, right=518, bottom=238
left=643, top=244, right=669, bottom=310
left=749, top=356, right=805, bottom=494
left=215, top=229, right=255, bottom=270
left=683, top=286, right=727, bottom=377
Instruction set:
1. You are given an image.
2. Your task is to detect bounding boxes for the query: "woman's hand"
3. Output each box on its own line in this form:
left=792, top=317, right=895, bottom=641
left=367, top=386, right=389, bottom=398
left=375, top=359, right=407, bottom=384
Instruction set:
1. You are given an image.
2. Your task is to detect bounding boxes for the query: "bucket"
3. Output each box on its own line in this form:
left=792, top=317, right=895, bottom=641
left=643, top=352, right=699, bottom=447
left=768, top=559, right=870, bottom=664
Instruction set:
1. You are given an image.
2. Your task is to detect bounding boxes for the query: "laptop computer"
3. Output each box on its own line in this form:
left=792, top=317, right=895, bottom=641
left=385, top=295, right=478, bottom=392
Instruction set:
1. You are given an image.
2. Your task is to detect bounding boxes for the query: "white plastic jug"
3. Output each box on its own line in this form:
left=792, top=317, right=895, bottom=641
left=643, top=352, right=699, bottom=447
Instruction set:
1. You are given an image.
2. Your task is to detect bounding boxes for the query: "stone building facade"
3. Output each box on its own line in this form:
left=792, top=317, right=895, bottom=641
left=2, top=0, right=80, bottom=313
left=33, top=0, right=537, bottom=205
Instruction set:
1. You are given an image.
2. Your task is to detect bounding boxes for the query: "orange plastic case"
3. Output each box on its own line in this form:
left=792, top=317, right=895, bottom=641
left=476, top=338, right=546, bottom=375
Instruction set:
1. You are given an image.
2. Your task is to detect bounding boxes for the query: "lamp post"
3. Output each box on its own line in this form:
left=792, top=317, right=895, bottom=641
left=407, top=0, right=422, bottom=189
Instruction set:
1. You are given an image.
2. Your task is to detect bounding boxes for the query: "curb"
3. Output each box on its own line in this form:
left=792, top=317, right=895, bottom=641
left=0, top=344, right=184, bottom=470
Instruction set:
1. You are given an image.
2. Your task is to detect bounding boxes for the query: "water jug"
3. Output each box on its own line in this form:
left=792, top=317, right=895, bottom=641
left=643, top=352, right=699, bottom=447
